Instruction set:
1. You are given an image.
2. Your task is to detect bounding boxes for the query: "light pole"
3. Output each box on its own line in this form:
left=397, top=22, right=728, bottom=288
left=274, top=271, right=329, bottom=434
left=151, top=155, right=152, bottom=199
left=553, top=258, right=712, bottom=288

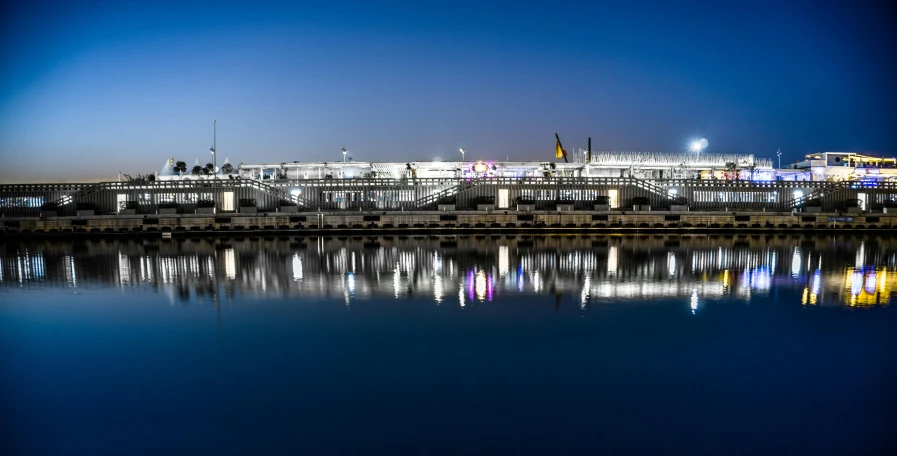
left=209, top=119, right=217, bottom=179
left=459, top=148, right=466, bottom=161
left=342, top=148, right=347, bottom=163
left=776, top=148, right=782, bottom=169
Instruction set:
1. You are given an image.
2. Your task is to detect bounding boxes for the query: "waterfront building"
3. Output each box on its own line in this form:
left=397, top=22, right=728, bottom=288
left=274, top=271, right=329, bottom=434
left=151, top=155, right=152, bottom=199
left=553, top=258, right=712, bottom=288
left=158, top=151, right=774, bottom=182
left=3, top=151, right=897, bottom=216
left=157, top=150, right=897, bottom=184
left=782, top=152, right=897, bottom=182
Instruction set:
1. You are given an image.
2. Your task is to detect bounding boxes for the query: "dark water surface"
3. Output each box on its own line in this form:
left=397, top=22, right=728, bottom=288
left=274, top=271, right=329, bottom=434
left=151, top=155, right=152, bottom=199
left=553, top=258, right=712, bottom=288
left=1, top=234, right=895, bottom=455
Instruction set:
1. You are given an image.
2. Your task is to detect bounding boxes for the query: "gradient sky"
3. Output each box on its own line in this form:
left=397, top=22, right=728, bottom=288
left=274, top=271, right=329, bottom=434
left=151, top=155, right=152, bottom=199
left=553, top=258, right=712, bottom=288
left=1, top=0, right=894, bottom=182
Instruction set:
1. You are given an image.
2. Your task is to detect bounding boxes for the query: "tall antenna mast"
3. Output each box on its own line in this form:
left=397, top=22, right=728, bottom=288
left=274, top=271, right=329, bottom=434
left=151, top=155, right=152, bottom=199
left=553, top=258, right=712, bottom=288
left=210, top=120, right=217, bottom=178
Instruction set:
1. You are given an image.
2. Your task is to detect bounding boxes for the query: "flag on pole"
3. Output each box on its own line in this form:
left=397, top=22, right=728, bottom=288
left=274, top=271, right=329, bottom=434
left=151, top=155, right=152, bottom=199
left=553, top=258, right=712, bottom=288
left=555, top=133, right=568, bottom=162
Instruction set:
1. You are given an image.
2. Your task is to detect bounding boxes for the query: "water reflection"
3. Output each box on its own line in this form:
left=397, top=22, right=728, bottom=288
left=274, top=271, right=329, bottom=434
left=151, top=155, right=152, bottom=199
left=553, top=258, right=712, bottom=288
left=1, top=234, right=895, bottom=307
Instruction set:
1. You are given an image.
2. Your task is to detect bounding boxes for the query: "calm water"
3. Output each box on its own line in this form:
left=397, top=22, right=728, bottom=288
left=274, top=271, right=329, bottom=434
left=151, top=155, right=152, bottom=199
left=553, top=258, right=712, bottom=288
left=1, top=234, right=895, bottom=455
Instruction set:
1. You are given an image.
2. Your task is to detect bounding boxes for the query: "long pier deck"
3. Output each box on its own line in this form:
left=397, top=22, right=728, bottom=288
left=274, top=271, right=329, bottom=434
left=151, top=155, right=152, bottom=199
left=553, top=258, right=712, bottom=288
left=0, top=177, right=897, bottom=226
left=2, top=209, right=894, bottom=237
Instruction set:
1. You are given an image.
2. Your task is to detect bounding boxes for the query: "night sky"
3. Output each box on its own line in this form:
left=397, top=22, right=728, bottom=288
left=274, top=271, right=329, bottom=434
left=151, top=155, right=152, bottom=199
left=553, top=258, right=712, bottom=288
left=1, top=0, right=894, bottom=183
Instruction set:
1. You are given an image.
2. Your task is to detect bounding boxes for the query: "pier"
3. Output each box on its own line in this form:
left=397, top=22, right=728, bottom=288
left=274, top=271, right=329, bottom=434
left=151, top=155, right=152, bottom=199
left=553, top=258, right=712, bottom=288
left=1, top=177, right=895, bottom=235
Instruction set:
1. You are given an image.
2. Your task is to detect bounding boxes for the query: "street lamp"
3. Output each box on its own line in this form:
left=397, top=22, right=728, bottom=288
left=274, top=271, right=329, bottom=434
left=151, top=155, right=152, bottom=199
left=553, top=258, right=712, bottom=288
left=776, top=148, right=782, bottom=169
left=459, top=148, right=466, bottom=161
left=341, top=148, right=347, bottom=163
left=209, top=119, right=217, bottom=178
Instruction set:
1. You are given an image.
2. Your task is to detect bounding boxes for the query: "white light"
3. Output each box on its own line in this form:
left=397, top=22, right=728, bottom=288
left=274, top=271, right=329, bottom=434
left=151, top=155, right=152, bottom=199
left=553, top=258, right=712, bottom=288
left=690, top=138, right=708, bottom=152
left=793, top=190, right=804, bottom=200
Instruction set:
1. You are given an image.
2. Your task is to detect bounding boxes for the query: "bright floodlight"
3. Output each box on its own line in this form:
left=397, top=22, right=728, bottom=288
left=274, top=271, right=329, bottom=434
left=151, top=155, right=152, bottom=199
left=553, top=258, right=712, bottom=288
left=690, top=138, right=708, bottom=152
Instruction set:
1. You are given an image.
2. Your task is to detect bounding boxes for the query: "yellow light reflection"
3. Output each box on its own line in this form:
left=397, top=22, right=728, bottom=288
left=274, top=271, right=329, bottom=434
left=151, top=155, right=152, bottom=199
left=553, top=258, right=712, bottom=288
left=475, top=270, right=487, bottom=301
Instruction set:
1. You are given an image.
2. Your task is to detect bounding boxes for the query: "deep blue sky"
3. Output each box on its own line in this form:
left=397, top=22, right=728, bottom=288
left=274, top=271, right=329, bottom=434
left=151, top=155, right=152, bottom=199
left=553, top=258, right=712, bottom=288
left=1, top=0, right=894, bottom=182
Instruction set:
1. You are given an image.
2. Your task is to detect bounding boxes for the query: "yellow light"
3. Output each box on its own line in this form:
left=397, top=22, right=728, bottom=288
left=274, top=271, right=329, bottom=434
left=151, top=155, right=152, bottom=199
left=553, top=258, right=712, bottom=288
left=473, top=162, right=488, bottom=173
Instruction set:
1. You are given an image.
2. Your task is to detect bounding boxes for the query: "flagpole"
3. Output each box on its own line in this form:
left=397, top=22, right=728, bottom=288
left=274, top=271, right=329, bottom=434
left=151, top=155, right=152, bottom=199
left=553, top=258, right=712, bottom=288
left=555, top=133, right=568, bottom=163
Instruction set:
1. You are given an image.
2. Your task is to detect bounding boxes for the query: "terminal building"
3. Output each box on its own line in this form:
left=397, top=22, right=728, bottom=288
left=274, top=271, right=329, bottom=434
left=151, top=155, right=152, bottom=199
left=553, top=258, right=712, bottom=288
left=159, top=151, right=776, bottom=182
left=2, top=151, right=896, bottom=216
left=158, top=150, right=897, bottom=183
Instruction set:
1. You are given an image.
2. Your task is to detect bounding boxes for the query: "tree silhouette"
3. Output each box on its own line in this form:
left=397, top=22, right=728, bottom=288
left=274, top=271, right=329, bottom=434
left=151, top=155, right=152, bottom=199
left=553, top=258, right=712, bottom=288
left=191, top=165, right=203, bottom=176
left=173, top=161, right=187, bottom=174
left=203, top=163, right=214, bottom=175
left=221, top=163, right=234, bottom=174
left=725, top=162, right=738, bottom=180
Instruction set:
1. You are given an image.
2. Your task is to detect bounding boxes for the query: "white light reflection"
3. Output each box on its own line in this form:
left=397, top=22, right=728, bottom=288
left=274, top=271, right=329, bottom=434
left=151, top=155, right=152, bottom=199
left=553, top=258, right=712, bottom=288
left=608, top=246, right=618, bottom=275
left=851, top=269, right=863, bottom=295
left=499, top=246, right=509, bottom=276
left=690, top=289, right=698, bottom=314
left=791, top=248, right=802, bottom=278
left=434, top=274, right=443, bottom=304
left=581, top=275, right=591, bottom=309
left=393, top=265, right=400, bottom=298
left=812, top=269, right=821, bottom=295
left=864, top=270, right=876, bottom=295
left=458, top=280, right=466, bottom=307
left=751, top=267, right=771, bottom=290
left=292, top=254, right=303, bottom=281
left=65, top=255, right=76, bottom=287
left=433, top=252, right=442, bottom=275
left=225, top=248, right=236, bottom=279
left=347, top=272, right=356, bottom=295
left=667, top=252, right=676, bottom=277
left=33, top=253, right=45, bottom=280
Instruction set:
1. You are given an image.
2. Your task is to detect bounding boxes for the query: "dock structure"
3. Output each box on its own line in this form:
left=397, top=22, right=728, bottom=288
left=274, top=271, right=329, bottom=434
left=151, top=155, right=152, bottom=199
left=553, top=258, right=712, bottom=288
left=1, top=175, right=896, bottom=217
